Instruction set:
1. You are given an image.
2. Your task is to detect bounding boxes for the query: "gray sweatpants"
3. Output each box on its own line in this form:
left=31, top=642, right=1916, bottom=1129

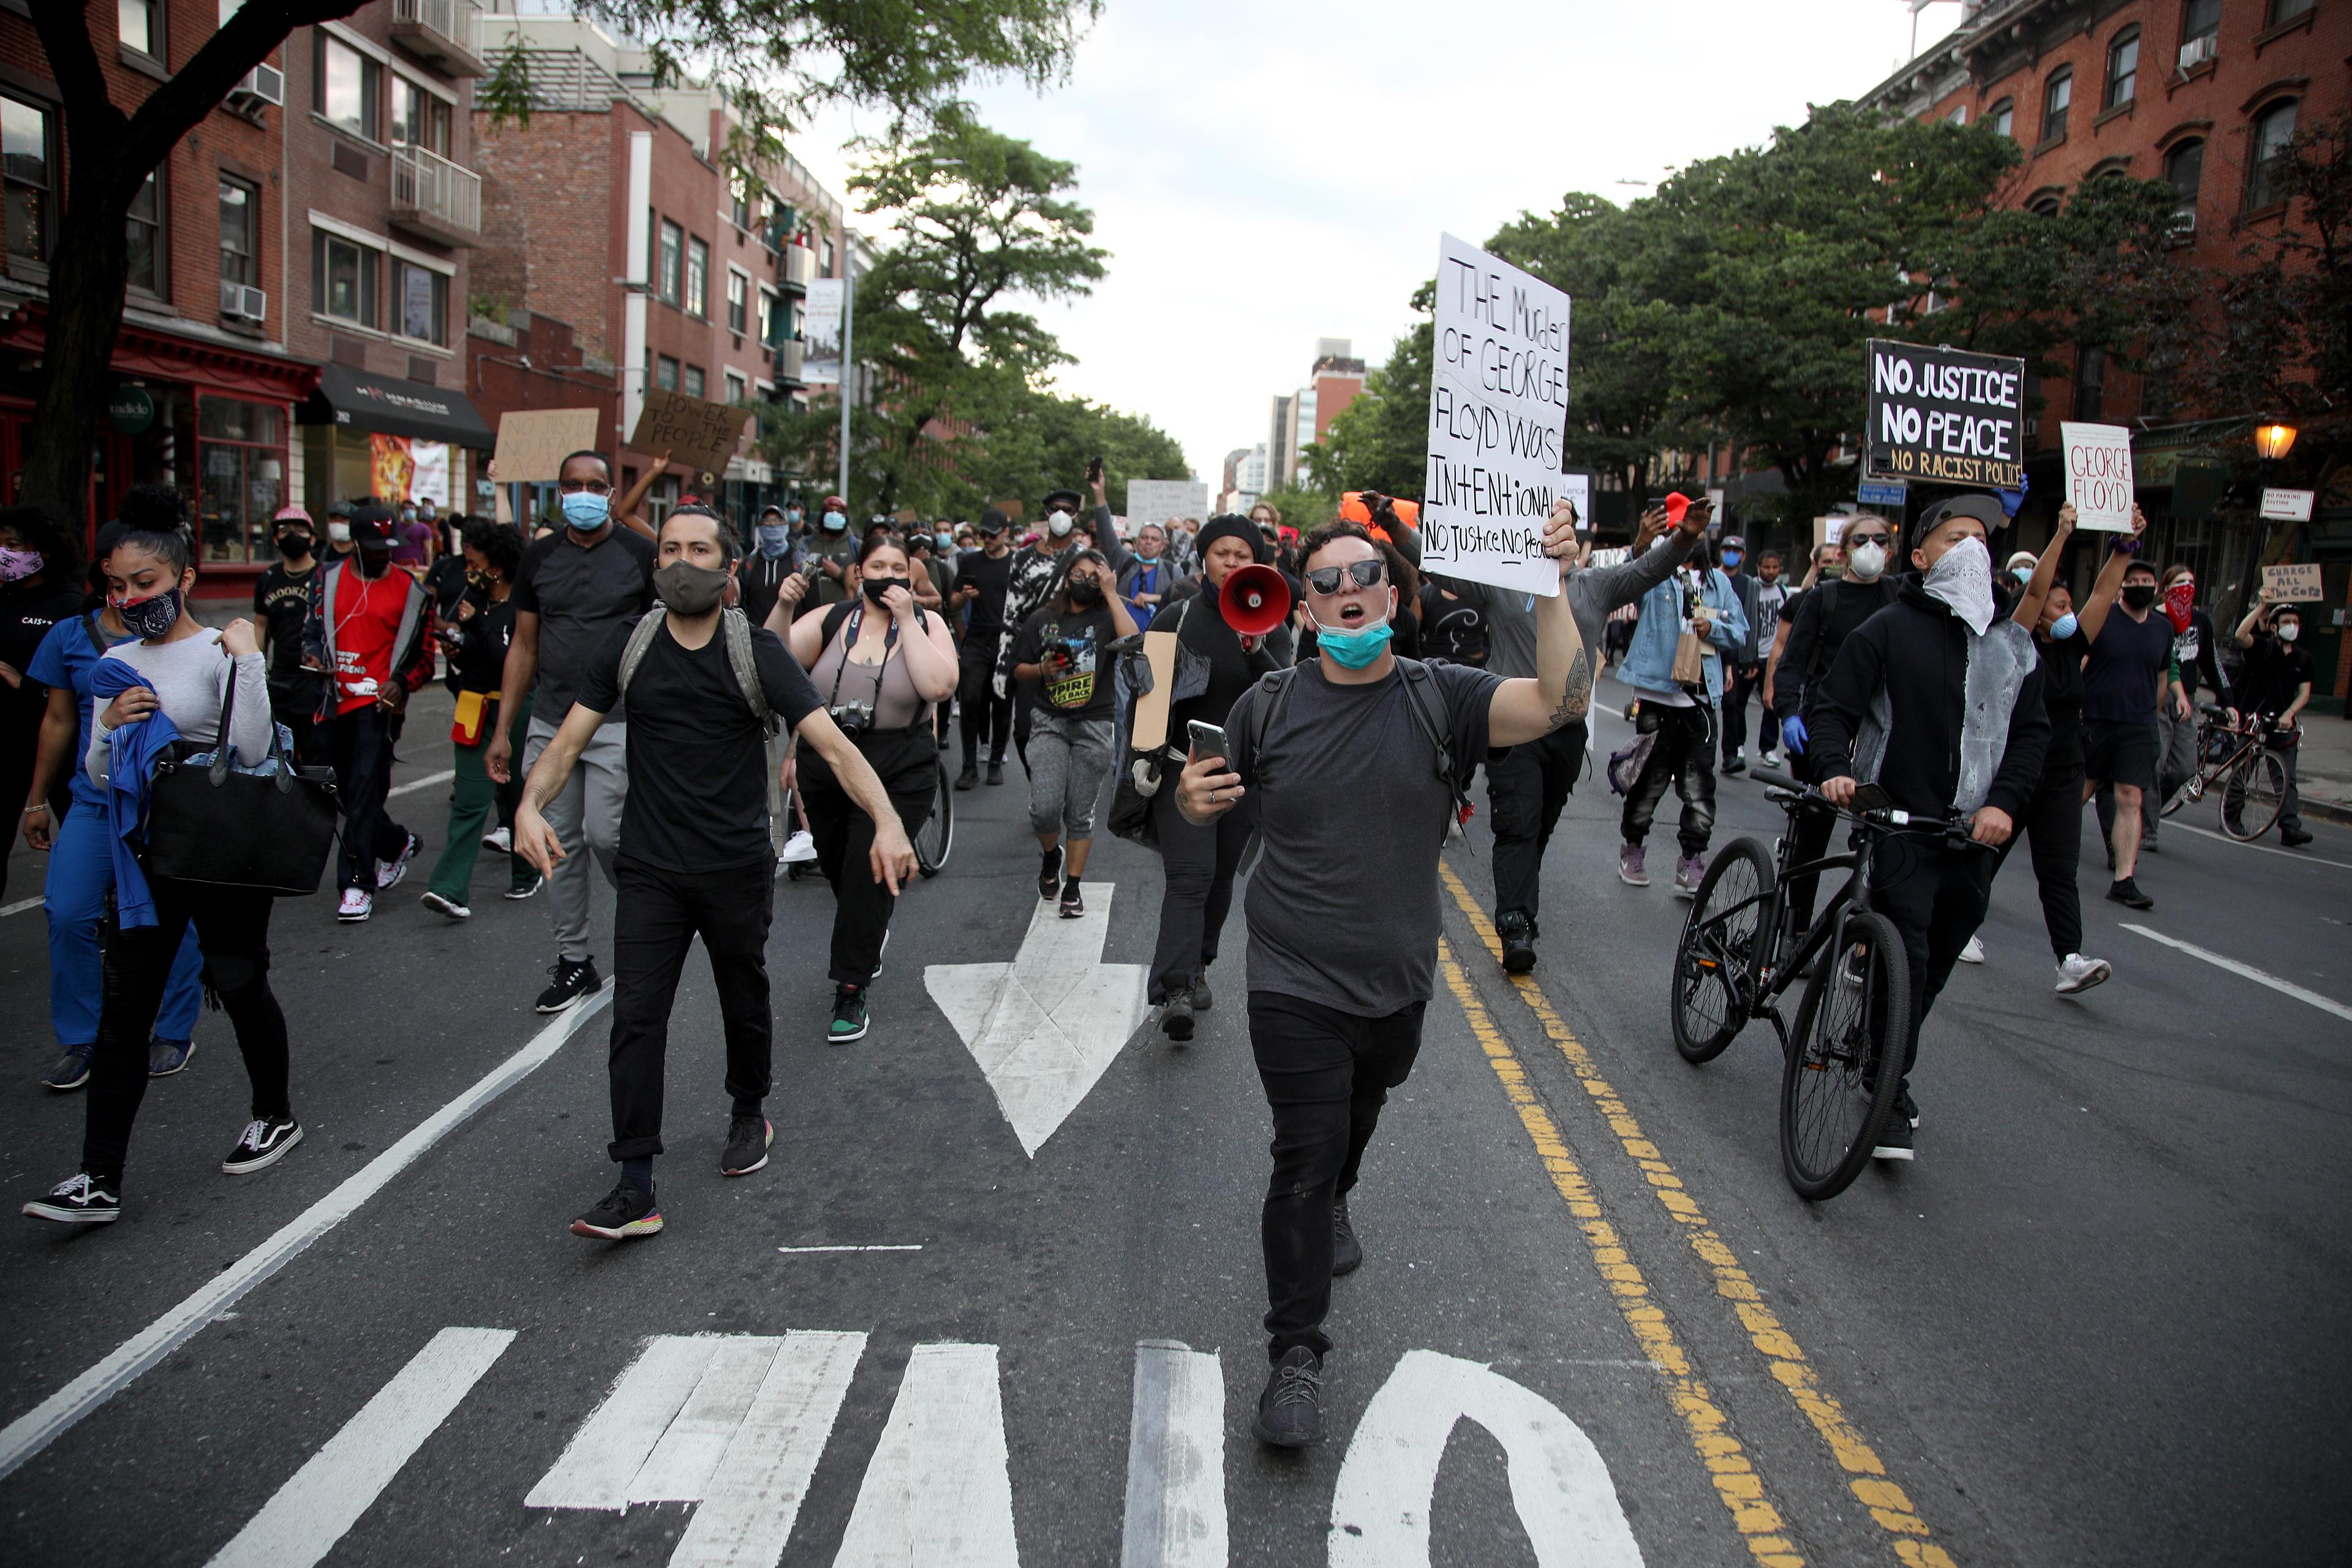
left=1027, top=712, right=1115, bottom=839
left=524, top=714, right=627, bottom=963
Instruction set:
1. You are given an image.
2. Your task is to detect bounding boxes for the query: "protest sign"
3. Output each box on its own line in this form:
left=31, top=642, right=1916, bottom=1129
left=1560, top=472, right=1594, bottom=535
left=2060, top=422, right=2136, bottom=531
left=802, top=279, right=845, bottom=386
left=628, top=388, right=752, bottom=486
left=2263, top=562, right=2324, bottom=601
left=494, top=409, right=602, bottom=483
left=2260, top=488, right=2316, bottom=523
left=410, top=440, right=450, bottom=507
left=1422, top=233, right=1571, bottom=597
left=1863, top=339, right=2025, bottom=489
left=1125, top=479, right=1209, bottom=526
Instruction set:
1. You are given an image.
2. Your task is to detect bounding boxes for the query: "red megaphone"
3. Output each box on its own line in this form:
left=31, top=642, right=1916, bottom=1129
left=1663, top=491, right=1692, bottom=524
left=1220, top=563, right=1292, bottom=638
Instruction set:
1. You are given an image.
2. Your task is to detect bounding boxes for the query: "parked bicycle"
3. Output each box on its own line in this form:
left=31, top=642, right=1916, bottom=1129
left=1668, top=769, right=1985, bottom=1201
left=2160, top=704, right=2294, bottom=842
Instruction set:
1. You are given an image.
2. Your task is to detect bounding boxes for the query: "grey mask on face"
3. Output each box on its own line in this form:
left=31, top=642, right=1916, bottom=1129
left=654, top=559, right=728, bottom=616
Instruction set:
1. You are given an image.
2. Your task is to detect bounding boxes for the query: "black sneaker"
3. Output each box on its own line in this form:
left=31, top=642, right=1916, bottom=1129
left=1871, top=1118, right=1915, bottom=1162
left=1059, top=875, right=1084, bottom=918
left=571, top=1180, right=663, bottom=1240
left=829, top=984, right=870, bottom=1044
left=723, top=1115, right=773, bottom=1177
left=955, top=762, right=979, bottom=791
left=1038, top=846, right=1063, bottom=902
left=148, top=1036, right=195, bottom=1077
left=537, top=956, right=602, bottom=1013
left=505, top=874, right=545, bottom=900
left=1161, top=987, right=1196, bottom=1042
left=24, top=1173, right=120, bottom=1224
left=222, top=1115, right=303, bottom=1174
left=1722, top=753, right=1747, bottom=775
left=1253, top=1346, right=1325, bottom=1447
left=1897, top=1088, right=1920, bottom=1131
left=1332, top=1196, right=1363, bottom=1277
left=986, top=760, right=1005, bottom=786
left=2281, top=826, right=2313, bottom=848
left=2105, top=876, right=2154, bottom=911
left=1496, top=910, right=1537, bottom=974
left=40, top=1042, right=93, bottom=1091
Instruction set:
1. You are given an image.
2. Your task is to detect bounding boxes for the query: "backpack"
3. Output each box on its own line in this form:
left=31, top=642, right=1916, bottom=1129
left=1240, top=657, right=1476, bottom=845
left=616, top=606, right=785, bottom=858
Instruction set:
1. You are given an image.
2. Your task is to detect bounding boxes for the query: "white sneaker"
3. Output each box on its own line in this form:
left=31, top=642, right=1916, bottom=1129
left=781, top=828, right=818, bottom=865
left=1759, top=749, right=1782, bottom=769
left=481, top=826, right=511, bottom=853
left=375, top=831, right=420, bottom=891
left=419, top=890, right=471, bottom=921
left=1958, top=935, right=1985, bottom=965
left=336, top=888, right=372, bottom=922
left=2056, top=953, right=2112, bottom=995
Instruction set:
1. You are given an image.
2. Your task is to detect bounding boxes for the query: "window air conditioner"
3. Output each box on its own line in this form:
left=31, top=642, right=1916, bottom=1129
left=2177, top=35, right=2217, bottom=73
left=2171, top=208, right=2198, bottom=238
left=221, top=281, right=267, bottom=321
left=230, top=65, right=285, bottom=107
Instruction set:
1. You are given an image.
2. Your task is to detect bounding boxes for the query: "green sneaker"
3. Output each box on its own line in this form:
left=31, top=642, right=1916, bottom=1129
left=828, top=984, right=869, bottom=1044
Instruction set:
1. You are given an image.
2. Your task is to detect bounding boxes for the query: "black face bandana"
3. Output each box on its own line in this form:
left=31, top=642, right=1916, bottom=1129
left=2121, top=583, right=2158, bottom=611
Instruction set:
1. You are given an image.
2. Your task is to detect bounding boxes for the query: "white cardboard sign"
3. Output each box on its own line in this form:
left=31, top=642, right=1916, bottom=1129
left=2260, top=488, right=2316, bottom=522
left=1125, top=479, right=1208, bottom=527
left=1422, top=233, right=1570, bottom=597
left=2060, top=421, right=2136, bottom=531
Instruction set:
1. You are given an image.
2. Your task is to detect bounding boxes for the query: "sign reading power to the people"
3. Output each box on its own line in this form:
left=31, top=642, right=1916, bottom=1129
left=1863, top=339, right=2026, bottom=491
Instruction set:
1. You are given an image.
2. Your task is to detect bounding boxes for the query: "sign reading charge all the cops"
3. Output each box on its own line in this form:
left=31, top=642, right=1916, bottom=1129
left=1863, top=339, right=2026, bottom=491
left=1423, top=233, right=1571, bottom=598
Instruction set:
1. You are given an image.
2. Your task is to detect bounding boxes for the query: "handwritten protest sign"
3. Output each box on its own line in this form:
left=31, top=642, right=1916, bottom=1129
left=1125, top=479, right=1208, bottom=526
left=629, top=389, right=753, bottom=487
left=1422, top=233, right=1570, bottom=597
left=494, top=409, right=602, bottom=483
left=1863, top=340, right=2025, bottom=489
left=2060, top=422, right=2136, bottom=531
left=2263, top=562, right=2324, bottom=602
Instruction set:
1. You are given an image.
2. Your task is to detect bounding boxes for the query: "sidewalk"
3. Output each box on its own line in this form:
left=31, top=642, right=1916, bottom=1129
left=2289, top=712, right=2352, bottom=827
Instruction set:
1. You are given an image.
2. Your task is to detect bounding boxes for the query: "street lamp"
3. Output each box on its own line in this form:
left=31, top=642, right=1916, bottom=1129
left=2255, top=421, right=2299, bottom=461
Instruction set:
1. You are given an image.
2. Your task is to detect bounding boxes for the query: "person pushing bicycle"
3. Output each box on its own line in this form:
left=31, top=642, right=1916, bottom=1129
left=1804, top=495, right=2050, bottom=1163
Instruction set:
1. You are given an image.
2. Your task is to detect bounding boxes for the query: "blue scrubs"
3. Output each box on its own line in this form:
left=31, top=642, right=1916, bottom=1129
left=25, top=615, right=203, bottom=1048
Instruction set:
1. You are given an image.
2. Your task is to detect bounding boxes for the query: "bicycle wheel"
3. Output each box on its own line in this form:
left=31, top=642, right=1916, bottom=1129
left=2220, top=748, right=2286, bottom=842
left=2158, top=770, right=2203, bottom=820
left=1779, top=910, right=1910, bottom=1202
left=1670, top=837, right=1775, bottom=1064
left=915, top=758, right=954, bottom=876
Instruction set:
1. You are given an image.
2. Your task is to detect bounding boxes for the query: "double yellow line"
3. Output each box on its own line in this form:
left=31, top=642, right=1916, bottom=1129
left=1437, top=864, right=1956, bottom=1568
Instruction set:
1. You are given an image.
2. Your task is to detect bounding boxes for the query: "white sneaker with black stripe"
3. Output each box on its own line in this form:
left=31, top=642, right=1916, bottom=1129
left=222, top=1115, right=303, bottom=1175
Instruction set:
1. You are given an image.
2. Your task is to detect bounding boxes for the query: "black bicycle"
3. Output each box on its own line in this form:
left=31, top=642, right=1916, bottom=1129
left=914, top=754, right=955, bottom=876
left=1668, top=770, right=1979, bottom=1200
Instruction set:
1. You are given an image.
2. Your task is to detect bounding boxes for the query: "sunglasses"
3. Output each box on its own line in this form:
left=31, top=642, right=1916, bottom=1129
left=1304, top=559, right=1386, bottom=595
left=1843, top=532, right=1892, bottom=548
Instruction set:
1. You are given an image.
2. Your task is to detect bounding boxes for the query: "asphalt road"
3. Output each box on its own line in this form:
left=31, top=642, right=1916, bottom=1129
left=0, top=677, right=2345, bottom=1567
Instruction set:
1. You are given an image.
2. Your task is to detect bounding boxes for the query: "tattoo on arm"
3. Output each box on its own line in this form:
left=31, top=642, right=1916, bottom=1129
left=1549, top=649, right=1594, bottom=729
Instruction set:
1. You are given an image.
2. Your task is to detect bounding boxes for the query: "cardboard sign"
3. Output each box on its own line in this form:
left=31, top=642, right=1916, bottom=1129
left=1863, top=339, right=2026, bottom=489
left=628, top=388, right=752, bottom=487
left=1129, top=628, right=1180, bottom=751
left=2060, top=422, right=2136, bottom=531
left=2263, top=562, right=2325, bottom=602
left=2260, top=487, right=2316, bottom=522
left=1125, top=479, right=1209, bottom=527
left=494, top=409, right=603, bottom=484
left=1422, top=233, right=1571, bottom=598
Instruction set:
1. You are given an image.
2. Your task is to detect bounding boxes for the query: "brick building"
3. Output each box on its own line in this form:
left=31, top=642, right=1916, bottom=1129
left=1267, top=338, right=1366, bottom=488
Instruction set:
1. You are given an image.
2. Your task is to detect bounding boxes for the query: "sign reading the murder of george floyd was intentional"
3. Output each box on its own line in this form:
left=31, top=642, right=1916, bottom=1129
left=1423, top=233, right=1570, bottom=597
left=1863, top=339, right=2026, bottom=490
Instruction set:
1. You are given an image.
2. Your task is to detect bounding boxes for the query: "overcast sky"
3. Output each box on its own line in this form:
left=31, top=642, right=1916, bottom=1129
left=795, top=0, right=1964, bottom=488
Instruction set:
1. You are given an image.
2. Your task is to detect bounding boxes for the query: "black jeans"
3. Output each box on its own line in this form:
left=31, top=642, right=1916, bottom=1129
left=324, top=705, right=411, bottom=891
left=1867, top=834, right=1994, bottom=1093
left=958, top=631, right=1012, bottom=767
left=1621, top=701, right=1716, bottom=858
left=1250, top=990, right=1426, bottom=1361
left=1992, top=767, right=2084, bottom=961
left=85, top=875, right=287, bottom=1183
left=800, top=728, right=937, bottom=986
left=1721, top=664, right=1776, bottom=761
left=606, top=857, right=775, bottom=1161
left=1148, top=781, right=1254, bottom=1002
left=1487, top=723, right=1585, bottom=925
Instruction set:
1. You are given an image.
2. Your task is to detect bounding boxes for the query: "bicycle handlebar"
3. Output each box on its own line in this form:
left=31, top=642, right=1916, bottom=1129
left=1757, top=771, right=1985, bottom=848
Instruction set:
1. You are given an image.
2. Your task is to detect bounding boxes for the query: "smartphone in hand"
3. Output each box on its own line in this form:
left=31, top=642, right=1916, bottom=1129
left=1187, top=719, right=1229, bottom=762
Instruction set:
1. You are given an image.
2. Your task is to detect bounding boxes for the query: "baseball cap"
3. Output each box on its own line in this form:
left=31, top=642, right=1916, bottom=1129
left=348, top=500, right=397, bottom=549
left=1917, top=494, right=2004, bottom=533
left=273, top=505, right=312, bottom=527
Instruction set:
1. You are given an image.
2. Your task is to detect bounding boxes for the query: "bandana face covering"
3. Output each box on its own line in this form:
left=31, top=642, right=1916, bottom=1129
left=116, top=586, right=184, bottom=640
left=1923, top=535, right=1995, bottom=636
left=2164, top=579, right=2195, bottom=633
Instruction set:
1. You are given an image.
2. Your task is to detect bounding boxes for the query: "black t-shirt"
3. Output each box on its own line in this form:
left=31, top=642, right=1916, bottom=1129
left=0, top=579, right=85, bottom=731
left=1011, top=602, right=1120, bottom=718
left=575, top=618, right=823, bottom=872
left=513, top=526, right=657, bottom=718
left=253, top=561, right=325, bottom=699
left=2236, top=633, right=2315, bottom=719
left=957, top=549, right=1014, bottom=636
left=2034, top=628, right=2090, bottom=778
left=2081, top=605, right=2173, bottom=724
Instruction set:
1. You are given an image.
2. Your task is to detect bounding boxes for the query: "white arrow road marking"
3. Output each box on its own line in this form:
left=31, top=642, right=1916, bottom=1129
left=670, top=1332, right=867, bottom=1568
left=925, top=886, right=1148, bottom=1156
left=206, top=1327, right=514, bottom=1568
left=1329, top=1350, right=1642, bottom=1568
left=834, top=1343, right=1022, bottom=1567
left=1121, top=1341, right=1227, bottom=1568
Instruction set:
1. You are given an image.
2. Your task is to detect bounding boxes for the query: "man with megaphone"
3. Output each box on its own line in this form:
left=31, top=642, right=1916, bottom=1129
left=1176, top=497, right=1593, bottom=1450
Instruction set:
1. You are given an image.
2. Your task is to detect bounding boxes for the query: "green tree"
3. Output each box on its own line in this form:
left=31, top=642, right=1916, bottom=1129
left=954, top=381, right=1191, bottom=518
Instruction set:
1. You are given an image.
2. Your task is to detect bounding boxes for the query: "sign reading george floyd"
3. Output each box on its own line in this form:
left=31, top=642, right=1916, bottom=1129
left=628, top=388, right=753, bottom=487
left=2060, top=421, right=2136, bottom=531
left=1863, top=339, right=2026, bottom=490
left=1422, top=233, right=1570, bottom=598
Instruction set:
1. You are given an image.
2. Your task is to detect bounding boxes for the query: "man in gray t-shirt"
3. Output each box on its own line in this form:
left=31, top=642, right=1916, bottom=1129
left=1178, top=505, right=1593, bottom=1450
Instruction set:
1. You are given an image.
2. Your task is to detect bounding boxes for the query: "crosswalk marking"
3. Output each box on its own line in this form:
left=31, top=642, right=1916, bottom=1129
left=671, top=1332, right=867, bottom=1568
left=834, top=1342, right=1022, bottom=1567
left=1120, top=1341, right=1227, bottom=1568
left=527, top=1335, right=723, bottom=1510
left=633, top=1336, right=787, bottom=1504
left=206, top=1327, right=514, bottom=1568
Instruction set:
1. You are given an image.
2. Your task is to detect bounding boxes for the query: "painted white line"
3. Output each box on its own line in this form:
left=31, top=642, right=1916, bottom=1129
left=385, top=768, right=456, bottom=799
left=776, top=1243, right=923, bottom=1254
left=0, top=986, right=612, bottom=1482
left=2122, top=924, right=2352, bottom=1023
left=527, top=1335, right=717, bottom=1511
left=670, top=1330, right=867, bottom=1568
left=834, top=1343, right=1021, bottom=1567
left=1120, top=1341, right=1226, bottom=1568
left=206, top=1327, right=514, bottom=1568
left=1, top=894, right=40, bottom=918
left=2164, top=819, right=2352, bottom=870
left=630, top=1336, right=783, bottom=1504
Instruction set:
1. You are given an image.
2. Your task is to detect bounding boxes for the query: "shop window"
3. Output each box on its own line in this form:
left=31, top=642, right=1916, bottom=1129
left=119, top=0, right=160, bottom=58
left=686, top=236, right=709, bottom=319
left=656, top=355, right=680, bottom=392
left=2104, top=27, right=2138, bottom=110
left=2164, top=138, right=2203, bottom=232
left=314, top=227, right=380, bottom=326
left=220, top=176, right=257, bottom=285
left=1989, top=99, right=2013, bottom=138
left=197, top=398, right=286, bottom=565
left=316, top=34, right=382, bottom=142
left=2246, top=100, right=2299, bottom=209
left=2, top=92, right=51, bottom=263
left=2041, top=69, right=2071, bottom=144
left=393, top=258, right=448, bottom=347
left=684, top=364, right=705, bottom=399
left=727, top=268, right=749, bottom=333
left=125, top=168, right=163, bottom=296
left=655, top=219, right=682, bottom=306
left=390, top=77, right=453, bottom=157
left=2072, top=346, right=2106, bottom=420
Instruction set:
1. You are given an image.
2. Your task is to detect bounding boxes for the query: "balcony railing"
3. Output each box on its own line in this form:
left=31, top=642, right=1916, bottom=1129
left=774, top=338, right=805, bottom=385
left=391, top=0, right=488, bottom=77
left=780, top=243, right=816, bottom=291
left=391, top=145, right=482, bottom=246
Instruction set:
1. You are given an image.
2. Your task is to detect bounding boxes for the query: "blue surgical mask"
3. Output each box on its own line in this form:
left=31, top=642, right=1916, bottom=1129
left=755, top=522, right=793, bottom=559
left=2048, top=611, right=2079, bottom=641
left=1722, top=549, right=1742, bottom=569
left=1315, top=613, right=1393, bottom=669
left=560, top=492, right=609, bottom=530
left=823, top=511, right=847, bottom=532
left=937, top=532, right=954, bottom=550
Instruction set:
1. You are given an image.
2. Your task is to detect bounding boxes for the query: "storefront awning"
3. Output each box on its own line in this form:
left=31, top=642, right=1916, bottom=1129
left=299, top=363, right=495, bottom=447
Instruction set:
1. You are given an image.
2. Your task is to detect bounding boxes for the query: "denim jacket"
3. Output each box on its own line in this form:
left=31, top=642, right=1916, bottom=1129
left=1619, top=565, right=1748, bottom=705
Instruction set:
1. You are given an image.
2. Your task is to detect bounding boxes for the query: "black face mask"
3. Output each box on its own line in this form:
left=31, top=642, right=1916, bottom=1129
left=1067, top=577, right=1104, bottom=607
left=862, top=576, right=908, bottom=606
left=2122, top=583, right=2158, bottom=611
left=277, top=532, right=313, bottom=558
